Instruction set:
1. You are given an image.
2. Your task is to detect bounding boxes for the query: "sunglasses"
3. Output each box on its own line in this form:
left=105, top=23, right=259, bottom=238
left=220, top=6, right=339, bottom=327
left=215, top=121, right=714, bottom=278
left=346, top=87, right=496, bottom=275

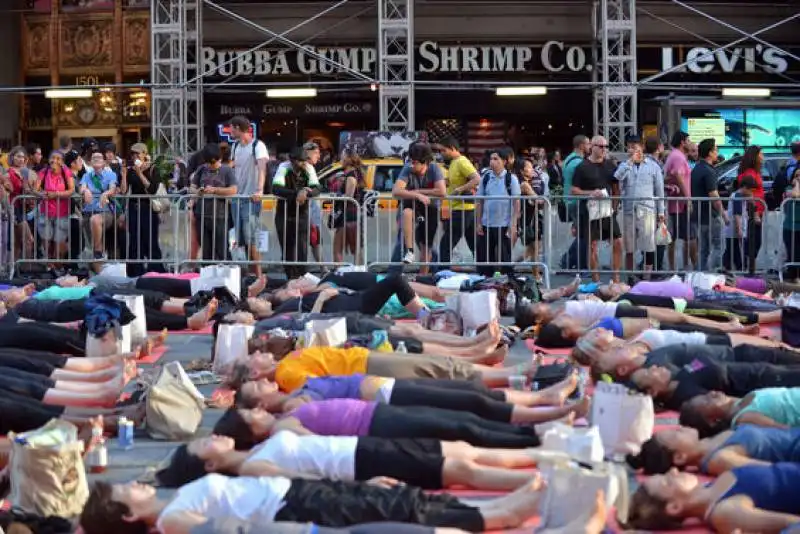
left=593, top=144, right=609, bottom=149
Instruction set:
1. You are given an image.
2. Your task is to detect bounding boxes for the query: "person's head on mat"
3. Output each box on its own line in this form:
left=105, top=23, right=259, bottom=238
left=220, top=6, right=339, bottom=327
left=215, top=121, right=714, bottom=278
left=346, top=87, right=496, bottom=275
left=570, top=328, right=621, bottom=366
left=247, top=335, right=295, bottom=358
left=234, top=378, right=283, bottom=411
left=626, top=426, right=702, bottom=475
left=81, top=480, right=159, bottom=534
left=589, top=344, right=647, bottom=380
left=156, top=435, right=238, bottom=488
left=628, top=365, right=673, bottom=397
left=594, top=282, right=631, bottom=301
left=515, top=303, right=559, bottom=330
left=678, top=391, right=736, bottom=437
left=225, top=352, right=285, bottom=389
left=241, top=294, right=281, bottom=319
left=534, top=319, right=585, bottom=348
left=213, top=406, right=275, bottom=450
left=623, top=469, right=704, bottom=530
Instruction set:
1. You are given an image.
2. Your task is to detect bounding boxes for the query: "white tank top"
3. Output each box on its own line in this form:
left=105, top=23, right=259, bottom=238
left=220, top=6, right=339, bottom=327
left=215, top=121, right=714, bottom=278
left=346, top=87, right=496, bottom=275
left=156, top=473, right=292, bottom=529
left=635, top=329, right=708, bottom=350
left=245, top=431, right=358, bottom=481
left=564, top=301, right=618, bottom=327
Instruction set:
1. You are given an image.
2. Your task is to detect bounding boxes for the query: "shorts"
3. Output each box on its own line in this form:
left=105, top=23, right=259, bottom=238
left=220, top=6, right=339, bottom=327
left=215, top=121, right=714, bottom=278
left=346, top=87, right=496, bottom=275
left=310, top=225, right=321, bottom=247
left=235, top=199, right=262, bottom=245
left=85, top=211, right=114, bottom=226
left=579, top=215, right=621, bottom=242
left=614, top=305, right=648, bottom=319
left=706, top=334, right=732, bottom=346
left=354, top=437, right=444, bottom=489
left=401, top=202, right=439, bottom=247
left=669, top=211, right=696, bottom=241
left=522, top=213, right=544, bottom=245
left=623, top=209, right=656, bottom=253
left=37, top=215, right=69, bottom=242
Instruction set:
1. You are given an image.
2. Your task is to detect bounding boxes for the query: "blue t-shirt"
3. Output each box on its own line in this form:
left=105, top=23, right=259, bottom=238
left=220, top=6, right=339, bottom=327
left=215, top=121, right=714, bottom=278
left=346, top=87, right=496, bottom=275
left=80, top=168, right=118, bottom=213
left=478, top=170, right=521, bottom=228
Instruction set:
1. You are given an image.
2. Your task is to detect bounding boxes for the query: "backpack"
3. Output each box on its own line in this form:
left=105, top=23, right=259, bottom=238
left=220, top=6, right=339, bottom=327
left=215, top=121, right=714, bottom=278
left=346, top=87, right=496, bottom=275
left=480, top=170, right=513, bottom=196
left=362, top=189, right=379, bottom=217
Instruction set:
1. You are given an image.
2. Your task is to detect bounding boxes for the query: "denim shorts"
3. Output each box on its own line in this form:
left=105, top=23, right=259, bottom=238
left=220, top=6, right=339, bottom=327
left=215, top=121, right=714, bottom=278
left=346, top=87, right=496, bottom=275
left=234, top=199, right=261, bottom=245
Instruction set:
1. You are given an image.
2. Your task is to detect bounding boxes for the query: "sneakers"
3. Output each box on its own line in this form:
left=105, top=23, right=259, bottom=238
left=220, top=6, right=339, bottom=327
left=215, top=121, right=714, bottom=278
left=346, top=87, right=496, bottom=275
left=402, top=250, right=415, bottom=264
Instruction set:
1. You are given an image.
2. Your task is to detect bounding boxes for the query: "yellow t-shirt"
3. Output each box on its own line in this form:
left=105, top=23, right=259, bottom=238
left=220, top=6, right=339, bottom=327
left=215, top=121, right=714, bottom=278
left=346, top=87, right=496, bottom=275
left=275, top=346, right=370, bottom=392
left=446, top=156, right=477, bottom=211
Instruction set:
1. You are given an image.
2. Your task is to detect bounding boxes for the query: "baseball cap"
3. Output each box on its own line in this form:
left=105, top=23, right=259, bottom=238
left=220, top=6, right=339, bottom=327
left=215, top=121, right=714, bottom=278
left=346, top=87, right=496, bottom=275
left=302, top=141, right=319, bottom=152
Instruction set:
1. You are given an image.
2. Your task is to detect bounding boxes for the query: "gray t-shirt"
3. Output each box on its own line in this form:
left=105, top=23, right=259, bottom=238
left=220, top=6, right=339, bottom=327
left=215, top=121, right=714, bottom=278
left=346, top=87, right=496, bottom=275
left=89, top=274, right=138, bottom=293
left=233, top=139, right=269, bottom=195
left=191, top=519, right=314, bottom=534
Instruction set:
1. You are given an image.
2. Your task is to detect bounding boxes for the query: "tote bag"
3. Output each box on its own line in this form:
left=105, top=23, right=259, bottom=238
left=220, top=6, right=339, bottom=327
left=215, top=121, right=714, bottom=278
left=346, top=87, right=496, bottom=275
left=213, top=324, right=254, bottom=374
left=114, top=294, right=147, bottom=346
left=303, top=317, right=348, bottom=348
left=145, top=361, right=206, bottom=440
left=192, top=265, right=241, bottom=299
left=590, top=382, right=654, bottom=457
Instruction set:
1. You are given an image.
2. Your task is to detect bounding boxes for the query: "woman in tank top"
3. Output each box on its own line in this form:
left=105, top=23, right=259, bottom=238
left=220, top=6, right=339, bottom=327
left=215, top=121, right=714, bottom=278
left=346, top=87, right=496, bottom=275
left=627, top=424, right=800, bottom=476
left=680, top=388, right=800, bottom=436
left=625, top=463, right=800, bottom=532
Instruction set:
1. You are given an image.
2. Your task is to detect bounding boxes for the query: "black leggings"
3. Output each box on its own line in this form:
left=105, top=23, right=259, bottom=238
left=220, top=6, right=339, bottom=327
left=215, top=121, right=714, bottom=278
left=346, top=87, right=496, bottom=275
left=0, top=366, right=54, bottom=400
left=390, top=381, right=513, bottom=422
left=0, top=348, right=66, bottom=376
left=0, top=390, right=64, bottom=435
left=621, top=293, right=758, bottom=324
left=658, top=321, right=730, bottom=336
left=0, top=316, right=84, bottom=355
left=321, top=272, right=381, bottom=292
left=369, top=403, right=540, bottom=448
left=135, top=276, right=191, bottom=298
left=357, top=275, right=417, bottom=315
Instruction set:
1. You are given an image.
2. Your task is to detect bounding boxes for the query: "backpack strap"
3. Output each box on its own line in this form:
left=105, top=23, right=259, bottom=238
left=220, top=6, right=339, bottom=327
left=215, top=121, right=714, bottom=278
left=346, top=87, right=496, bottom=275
left=505, top=172, right=513, bottom=195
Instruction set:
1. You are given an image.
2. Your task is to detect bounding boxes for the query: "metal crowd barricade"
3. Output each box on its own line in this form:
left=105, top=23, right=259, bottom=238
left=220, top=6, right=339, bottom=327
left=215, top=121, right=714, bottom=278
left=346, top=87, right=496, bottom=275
left=363, top=194, right=552, bottom=287
left=780, top=196, right=800, bottom=280
left=551, top=195, right=770, bottom=279
left=8, top=193, right=184, bottom=277
left=172, top=193, right=363, bottom=275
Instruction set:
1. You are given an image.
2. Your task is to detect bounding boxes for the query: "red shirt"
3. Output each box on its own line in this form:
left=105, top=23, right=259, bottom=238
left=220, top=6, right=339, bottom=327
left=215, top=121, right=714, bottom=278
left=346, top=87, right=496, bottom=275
left=737, top=168, right=765, bottom=216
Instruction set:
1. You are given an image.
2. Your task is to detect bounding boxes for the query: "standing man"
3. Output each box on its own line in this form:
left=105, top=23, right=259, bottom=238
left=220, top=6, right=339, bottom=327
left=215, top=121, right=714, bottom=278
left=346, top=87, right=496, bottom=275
left=691, top=138, right=728, bottom=271
left=664, top=131, right=696, bottom=271
left=688, top=142, right=699, bottom=170
left=229, top=115, right=269, bottom=278
left=570, top=135, right=622, bottom=282
left=475, top=148, right=521, bottom=276
left=390, top=142, right=446, bottom=274
left=438, top=136, right=480, bottom=270
left=615, top=138, right=665, bottom=280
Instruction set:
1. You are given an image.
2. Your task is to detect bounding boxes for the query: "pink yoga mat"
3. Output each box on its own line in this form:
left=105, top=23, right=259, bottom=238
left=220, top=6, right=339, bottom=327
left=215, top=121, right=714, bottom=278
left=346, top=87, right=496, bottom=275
left=137, top=345, right=168, bottom=364
left=156, top=324, right=214, bottom=335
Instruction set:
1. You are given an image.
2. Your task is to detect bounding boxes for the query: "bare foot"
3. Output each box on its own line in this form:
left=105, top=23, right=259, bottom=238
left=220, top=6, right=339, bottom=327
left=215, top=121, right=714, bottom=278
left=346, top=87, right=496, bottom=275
left=539, top=372, right=579, bottom=407
left=570, top=395, right=592, bottom=419
left=585, top=489, right=608, bottom=534
left=188, top=298, right=218, bottom=330
left=122, top=360, right=138, bottom=386
left=739, top=323, right=760, bottom=335
left=483, top=344, right=508, bottom=365
left=496, top=474, right=545, bottom=527
left=248, top=275, right=267, bottom=298
left=22, top=283, right=36, bottom=295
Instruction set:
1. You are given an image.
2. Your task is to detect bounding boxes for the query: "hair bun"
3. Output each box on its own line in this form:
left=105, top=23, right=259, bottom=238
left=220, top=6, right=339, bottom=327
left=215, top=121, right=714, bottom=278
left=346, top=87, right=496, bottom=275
left=626, top=452, right=643, bottom=469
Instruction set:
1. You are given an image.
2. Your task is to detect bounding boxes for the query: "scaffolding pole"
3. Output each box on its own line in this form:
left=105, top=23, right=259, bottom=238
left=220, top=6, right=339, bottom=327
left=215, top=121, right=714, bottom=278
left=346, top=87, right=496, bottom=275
left=595, top=0, right=637, bottom=152
left=378, top=0, right=415, bottom=132
left=151, top=0, right=203, bottom=157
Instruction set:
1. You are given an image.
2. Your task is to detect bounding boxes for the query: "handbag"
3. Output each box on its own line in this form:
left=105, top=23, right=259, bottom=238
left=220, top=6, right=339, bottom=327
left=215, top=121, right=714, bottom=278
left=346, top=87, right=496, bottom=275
left=587, top=190, right=613, bottom=221
left=213, top=324, right=254, bottom=373
left=590, top=382, right=654, bottom=458
left=536, top=460, right=629, bottom=533
left=191, top=265, right=242, bottom=299
left=303, top=317, right=348, bottom=348
left=114, top=294, right=147, bottom=346
left=655, top=221, right=672, bottom=246
left=781, top=305, right=800, bottom=348
left=145, top=361, right=206, bottom=440
left=151, top=183, right=169, bottom=213
left=86, top=329, right=124, bottom=358
left=685, top=272, right=726, bottom=291
left=540, top=423, right=604, bottom=464
left=456, top=290, right=499, bottom=330
left=8, top=420, right=89, bottom=518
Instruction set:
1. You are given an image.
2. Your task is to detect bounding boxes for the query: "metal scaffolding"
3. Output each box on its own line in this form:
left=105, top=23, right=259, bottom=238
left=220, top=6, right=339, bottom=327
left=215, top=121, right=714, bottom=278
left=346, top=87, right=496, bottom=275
left=595, top=0, right=637, bottom=152
left=150, top=0, right=203, bottom=157
left=378, top=0, right=415, bottom=132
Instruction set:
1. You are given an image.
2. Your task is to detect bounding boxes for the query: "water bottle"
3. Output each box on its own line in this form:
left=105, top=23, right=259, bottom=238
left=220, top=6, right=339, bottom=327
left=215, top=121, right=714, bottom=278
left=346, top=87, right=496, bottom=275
left=118, top=416, right=134, bottom=450
left=88, top=438, right=108, bottom=474
left=493, top=271, right=502, bottom=279
left=395, top=341, right=408, bottom=354
left=416, top=308, right=431, bottom=326
left=532, top=381, right=540, bottom=392
left=505, top=290, right=516, bottom=311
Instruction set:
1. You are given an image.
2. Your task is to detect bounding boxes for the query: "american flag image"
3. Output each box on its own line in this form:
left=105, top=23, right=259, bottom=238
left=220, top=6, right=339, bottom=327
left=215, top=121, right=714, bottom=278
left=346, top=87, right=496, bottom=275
left=467, top=119, right=507, bottom=160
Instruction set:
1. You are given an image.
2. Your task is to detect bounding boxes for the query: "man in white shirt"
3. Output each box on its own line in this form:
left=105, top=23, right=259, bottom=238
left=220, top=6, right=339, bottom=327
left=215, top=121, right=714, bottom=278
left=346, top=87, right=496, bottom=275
left=230, top=116, right=269, bottom=277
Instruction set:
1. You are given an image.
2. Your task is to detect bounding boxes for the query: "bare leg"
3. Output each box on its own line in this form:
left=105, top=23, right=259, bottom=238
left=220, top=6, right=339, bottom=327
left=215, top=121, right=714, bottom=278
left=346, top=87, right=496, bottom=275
left=160, top=299, right=190, bottom=315
left=442, top=458, right=533, bottom=491
left=501, top=373, right=579, bottom=407
left=756, top=310, right=782, bottom=324
left=186, top=298, right=219, bottom=330
left=611, top=238, right=623, bottom=283
left=474, top=477, right=544, bottom=531
left=391, top=320, right=498, bottom=346
left=509, top=396, right=590, bottom=425
left=248, top=275, right=267, bottom=298
left=409, top=282, right=450, bottom=303
left=476, top=359, right=540, bottom=388
left=52, top=366, right=121, bottom=383
left=440, top=440, right=538, bottom=469
left=42, top=385, right=121, bottom=408
left=62, top=353, right=136, bottom=373
left=402, top=208, right=414, bottom=251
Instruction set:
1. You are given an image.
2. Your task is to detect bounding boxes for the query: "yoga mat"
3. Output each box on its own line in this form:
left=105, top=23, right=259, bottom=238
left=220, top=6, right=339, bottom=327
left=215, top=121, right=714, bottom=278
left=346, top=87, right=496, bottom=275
left=524, top=338, right=572, bottom=356
left=154, top=324, right=214, bottom=335
left=656, top=410, right=680, bottom=421
left=142, top=272, right=200, bottom=280
left=138, top=345, right=168, bottom=364
left=760, top=322, right=782, bottom=341
left=712, top=283, right=771, bottom=300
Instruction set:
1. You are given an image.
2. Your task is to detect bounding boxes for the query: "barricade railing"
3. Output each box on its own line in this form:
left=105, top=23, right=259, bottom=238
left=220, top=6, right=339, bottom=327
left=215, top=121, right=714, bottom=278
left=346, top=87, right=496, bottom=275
left=550, top=195, right=769, bottom=279
left=780, top=196, right=800, bottom=281
left=364, top=194, right=552, bottom=287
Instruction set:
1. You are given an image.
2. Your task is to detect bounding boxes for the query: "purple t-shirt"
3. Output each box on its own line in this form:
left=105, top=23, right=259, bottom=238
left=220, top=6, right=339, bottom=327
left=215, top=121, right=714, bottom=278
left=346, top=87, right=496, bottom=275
left=629, top=281, right=694, bottom=300
left=293, top=374, right=366, bottom=402
left=290, top=399, right=377, bottom=436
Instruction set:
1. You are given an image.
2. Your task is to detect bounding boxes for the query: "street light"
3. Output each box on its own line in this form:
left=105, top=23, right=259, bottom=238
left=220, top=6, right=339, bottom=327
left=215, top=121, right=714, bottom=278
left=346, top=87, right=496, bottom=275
left=266, top=88, right=317, bottom=98
left=495, top=86, right=547, bottom=96
left=722, top=87, right=771, bottom=98
left=45, top=89, right=93, bottom=99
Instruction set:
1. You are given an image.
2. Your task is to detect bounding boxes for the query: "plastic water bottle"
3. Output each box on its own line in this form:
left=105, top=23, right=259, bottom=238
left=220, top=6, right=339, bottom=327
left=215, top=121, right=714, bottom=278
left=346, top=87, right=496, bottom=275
left=118, top=417, right=134, bottom=450
left=505, top=291, right=516, bottom=311
left=416, top=309, right=431, bottom=326
left=88, top=438, right=108, bottom=474
left=493, top=271, right=502, bottom=279
left=395, top=341, right=408, bottom=354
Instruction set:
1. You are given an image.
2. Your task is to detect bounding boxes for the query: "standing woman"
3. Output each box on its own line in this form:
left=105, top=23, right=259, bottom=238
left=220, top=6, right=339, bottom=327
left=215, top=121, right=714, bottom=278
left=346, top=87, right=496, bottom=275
left=517, top=158, right=546, bottom=279
left=331, top=150, right=366, bottom=264
left=4, top=147, right=35, bottom=261
left=782, top=166, right=800, bottom=282
left=272, top=145, right=320, bottom=279
left=124, top=143, right=165, bottom=276
left=736, top=146, right=765, bottom=269
left=34, top=151, right=74, bottom=269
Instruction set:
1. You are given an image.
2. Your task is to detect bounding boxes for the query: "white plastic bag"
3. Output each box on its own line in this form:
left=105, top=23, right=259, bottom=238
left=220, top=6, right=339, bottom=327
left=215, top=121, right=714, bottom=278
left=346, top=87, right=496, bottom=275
left=303, top=317, right=348, bottom=348
left=213, top=324, right=254, bottom=374
left=590, top=382, right=654, bottom=458
left=191, top=265, right=241, bottom=299
left=101, top=263, right=127, bottom=277
left=685, top=272, right=725, bottom=291
left=587, top=190, right=613, bottom=221
left=458, top=290, right=498, bottom=330
left=114, top=294, right=147, bottom=346
left=86, top=330, right=123, bottom=358
left=655, top=222, right=672, bottom=246
left=540, top=423, right=605, bottom=465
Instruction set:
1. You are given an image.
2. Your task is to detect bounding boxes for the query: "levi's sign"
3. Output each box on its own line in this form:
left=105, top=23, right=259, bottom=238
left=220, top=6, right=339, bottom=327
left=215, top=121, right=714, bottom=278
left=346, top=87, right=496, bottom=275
left=201, top=41, right=591, bottom=77
left=661, top=45, right=790, bottom=74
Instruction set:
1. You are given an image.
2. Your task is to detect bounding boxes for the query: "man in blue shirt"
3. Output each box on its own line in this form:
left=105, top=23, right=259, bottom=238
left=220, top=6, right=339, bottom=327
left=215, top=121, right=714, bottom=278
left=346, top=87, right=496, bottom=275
left=79, top=152, right=118, bottom=260
left=475, top=148, right=521, bottom=276
left=390, top=142, right=446, bottom=274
